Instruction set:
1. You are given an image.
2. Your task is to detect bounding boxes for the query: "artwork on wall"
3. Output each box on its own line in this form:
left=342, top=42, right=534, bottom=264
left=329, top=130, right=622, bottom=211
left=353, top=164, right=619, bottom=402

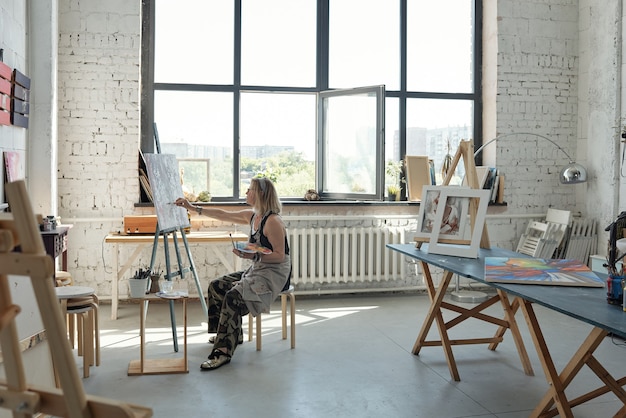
left=415, top=186, right=490, bottom=258
left=0, top=61, right=30, bottom=128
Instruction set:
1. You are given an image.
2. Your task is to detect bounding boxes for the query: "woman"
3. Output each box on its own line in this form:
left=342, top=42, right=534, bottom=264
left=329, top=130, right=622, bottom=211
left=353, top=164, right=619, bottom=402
left=175, top=177, right=291, bottom=370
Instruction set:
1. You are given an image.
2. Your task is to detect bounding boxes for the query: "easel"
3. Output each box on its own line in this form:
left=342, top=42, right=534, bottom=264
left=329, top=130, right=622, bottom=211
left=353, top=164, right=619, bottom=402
left=141, top=153, right=206, bottom=353
left=147, top=223, right=205, bottom=352
left=405, top=144, right=534, bottom=382
left=0, top=180, right=152, bottom=418
left=415, top=139, right=491, bottom=249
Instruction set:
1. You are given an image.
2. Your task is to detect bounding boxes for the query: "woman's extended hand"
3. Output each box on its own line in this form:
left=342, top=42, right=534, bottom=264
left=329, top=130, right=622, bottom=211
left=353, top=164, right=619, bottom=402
left=175, top=198, right=192, bottom=210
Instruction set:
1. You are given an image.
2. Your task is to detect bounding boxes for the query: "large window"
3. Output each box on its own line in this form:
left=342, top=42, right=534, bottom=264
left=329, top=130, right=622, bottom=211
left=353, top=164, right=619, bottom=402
left=142, top=0, right=481, bottom=201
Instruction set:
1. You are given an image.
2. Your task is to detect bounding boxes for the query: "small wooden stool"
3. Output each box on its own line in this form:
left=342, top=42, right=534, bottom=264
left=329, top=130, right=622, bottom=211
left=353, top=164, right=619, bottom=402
left=248, top=285, right=296, bottom=351
left=55, top=270, right=73, bottom=287
left=56, top=286, right=100, bottom=378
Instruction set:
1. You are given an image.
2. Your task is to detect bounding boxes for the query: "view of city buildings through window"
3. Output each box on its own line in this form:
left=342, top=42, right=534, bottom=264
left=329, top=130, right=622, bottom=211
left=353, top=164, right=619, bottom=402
left=147, top=0, right=478, bottom=200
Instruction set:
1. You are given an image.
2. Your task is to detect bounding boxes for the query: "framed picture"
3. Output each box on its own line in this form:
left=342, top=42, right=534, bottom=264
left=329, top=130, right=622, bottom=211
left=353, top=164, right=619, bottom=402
left=416, top=186, right=470, bottom=243
left=415, top=186, right=490, bottom=258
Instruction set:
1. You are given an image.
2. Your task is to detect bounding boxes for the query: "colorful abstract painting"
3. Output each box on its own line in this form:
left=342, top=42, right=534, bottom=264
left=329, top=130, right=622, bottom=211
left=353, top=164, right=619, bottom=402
left=484, top=257, right=604, bottom=288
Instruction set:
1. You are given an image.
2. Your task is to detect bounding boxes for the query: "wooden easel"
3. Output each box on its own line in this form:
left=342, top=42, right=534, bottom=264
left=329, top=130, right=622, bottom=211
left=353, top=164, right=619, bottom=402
left=416, top=140, right=490, bottom=249
left=0, top=180, right=152, bottom=418
left=147, top=224, right=204, bottom=352
left=141, top=153, right=205, bottom=353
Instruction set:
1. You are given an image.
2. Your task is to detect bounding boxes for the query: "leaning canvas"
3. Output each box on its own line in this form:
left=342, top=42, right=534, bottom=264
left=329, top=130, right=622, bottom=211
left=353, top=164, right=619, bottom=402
left=484, top=257, right=605, bottom=288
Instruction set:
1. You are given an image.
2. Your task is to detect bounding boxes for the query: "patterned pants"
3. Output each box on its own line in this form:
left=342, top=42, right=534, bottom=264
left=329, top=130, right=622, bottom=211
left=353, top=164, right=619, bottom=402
left=207, top=272, right=249, bottom=355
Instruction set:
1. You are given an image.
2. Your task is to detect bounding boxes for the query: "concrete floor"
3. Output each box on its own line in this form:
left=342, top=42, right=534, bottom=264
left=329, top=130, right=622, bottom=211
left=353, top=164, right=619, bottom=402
left=79, top=292, right=626, bottom=418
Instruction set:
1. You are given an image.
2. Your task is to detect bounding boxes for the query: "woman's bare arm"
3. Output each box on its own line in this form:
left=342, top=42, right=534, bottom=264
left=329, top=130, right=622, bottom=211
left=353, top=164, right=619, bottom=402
left=175, top=198, right=253, bottom=225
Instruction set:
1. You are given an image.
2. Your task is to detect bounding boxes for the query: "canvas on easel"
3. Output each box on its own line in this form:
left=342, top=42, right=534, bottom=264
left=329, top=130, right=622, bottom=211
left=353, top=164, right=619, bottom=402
left=144, top=153, right=189, bottom=233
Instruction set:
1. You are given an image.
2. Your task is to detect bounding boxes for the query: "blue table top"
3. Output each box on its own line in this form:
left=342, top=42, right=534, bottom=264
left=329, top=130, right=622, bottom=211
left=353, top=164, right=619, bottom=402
left=387, top=243, right=626, bottom=339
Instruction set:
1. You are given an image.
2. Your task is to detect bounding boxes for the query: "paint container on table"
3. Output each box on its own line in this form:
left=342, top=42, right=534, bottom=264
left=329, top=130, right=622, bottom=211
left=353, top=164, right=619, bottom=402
left=607, top=275, right=624, bottom=306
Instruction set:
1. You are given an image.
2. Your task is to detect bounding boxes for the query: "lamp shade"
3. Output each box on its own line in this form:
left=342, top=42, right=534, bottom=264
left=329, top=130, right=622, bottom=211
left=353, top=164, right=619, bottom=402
left=560, top=162, right=587, bottom=184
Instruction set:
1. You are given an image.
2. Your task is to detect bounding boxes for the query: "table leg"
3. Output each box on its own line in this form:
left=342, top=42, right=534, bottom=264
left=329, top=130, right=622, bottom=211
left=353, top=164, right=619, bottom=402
left=413, top=263, right=534, bottom=382
left=211, top=246, right=236, bottom=272
left=140, top=299, right=145, bottom=373
left=111, top=244, right=146, bottom=320
left=493, top=290, right=534, bottom=376
left=183, top=298, right=188, bottom=372
left=412, top=263, right=460, bottom=381
left=517, top=297, right=625, bottom=418
left=128, top=297, right=188, bottom=375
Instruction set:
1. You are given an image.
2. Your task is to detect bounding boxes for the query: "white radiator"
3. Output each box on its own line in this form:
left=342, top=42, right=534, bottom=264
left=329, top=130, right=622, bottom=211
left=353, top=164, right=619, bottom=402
left=288, top=226, right=408, bottom=285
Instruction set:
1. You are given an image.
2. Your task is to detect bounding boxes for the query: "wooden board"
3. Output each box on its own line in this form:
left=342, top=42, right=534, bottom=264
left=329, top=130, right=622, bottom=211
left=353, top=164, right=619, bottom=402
left=405, top=155, right=432, bottom=201
left=127, top=358, right=188, bottom=375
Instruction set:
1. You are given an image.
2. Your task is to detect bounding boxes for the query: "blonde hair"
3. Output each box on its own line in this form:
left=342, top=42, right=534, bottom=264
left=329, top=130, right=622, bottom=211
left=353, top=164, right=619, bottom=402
left=251, top=177, right=282, bottom=215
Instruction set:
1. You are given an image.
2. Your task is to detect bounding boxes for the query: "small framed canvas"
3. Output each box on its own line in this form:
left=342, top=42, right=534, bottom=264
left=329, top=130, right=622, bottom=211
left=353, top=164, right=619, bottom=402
left=415, top=186, right=490, bottom=258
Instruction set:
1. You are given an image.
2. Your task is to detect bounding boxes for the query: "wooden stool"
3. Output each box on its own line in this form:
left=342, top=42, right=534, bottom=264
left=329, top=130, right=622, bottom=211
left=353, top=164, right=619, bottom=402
left=55, top=270, right=73, bottom=287
left=56, top=286, right=100, bottom=378
left=248, top=285, right=296, bottom=351
left=67, top=302, right=99, bottom=377
left=67, top=295, right=100, bottom=368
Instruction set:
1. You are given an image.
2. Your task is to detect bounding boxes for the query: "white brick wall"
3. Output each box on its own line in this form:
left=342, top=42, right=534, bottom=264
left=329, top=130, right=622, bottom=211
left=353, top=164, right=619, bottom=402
left=57, top=0, right=141, bottom=209
left=494, top=0, right=580, bottom=215
left=56, top=0, right=142, bottom=292
left=0, top=0, right=28, bottom=198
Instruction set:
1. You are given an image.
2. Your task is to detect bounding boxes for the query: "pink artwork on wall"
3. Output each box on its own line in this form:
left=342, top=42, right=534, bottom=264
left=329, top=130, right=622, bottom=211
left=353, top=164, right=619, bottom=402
left=4, top=151, right=24, bottom=182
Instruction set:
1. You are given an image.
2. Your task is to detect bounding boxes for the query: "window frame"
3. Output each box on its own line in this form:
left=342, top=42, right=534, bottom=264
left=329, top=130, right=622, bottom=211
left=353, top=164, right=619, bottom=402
left=318, top=85, right=386, bottom=200
left=140, top=0, right=483, bottom=202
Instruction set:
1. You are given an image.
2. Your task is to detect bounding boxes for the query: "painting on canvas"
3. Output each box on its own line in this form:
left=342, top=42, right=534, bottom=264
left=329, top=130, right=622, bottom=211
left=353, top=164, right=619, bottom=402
left=484, top=257, right=604, bottom=288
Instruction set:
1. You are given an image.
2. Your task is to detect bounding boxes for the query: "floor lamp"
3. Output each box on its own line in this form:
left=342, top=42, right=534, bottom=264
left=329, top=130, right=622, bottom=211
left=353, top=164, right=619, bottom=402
left=451, top=132, right=588, bottom=303
left=473, top=132, right=587, bottom=184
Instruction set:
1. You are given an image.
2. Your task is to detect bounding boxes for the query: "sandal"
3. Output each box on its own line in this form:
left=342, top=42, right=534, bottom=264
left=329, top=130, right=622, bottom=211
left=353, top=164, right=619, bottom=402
left=200, top=349, right=231, bottom=371
left=209, top=333, right=244, bottom=345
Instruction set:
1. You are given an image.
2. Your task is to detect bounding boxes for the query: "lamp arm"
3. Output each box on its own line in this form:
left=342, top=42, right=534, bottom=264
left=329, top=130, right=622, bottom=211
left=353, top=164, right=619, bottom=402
left=473, top=132, right=575, bottom=162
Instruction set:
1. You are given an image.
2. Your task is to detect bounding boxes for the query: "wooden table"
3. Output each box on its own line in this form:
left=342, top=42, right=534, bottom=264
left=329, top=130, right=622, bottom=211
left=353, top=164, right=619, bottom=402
left=127, top=293, right=189, bottom=376
left=388, top=243, right=626, bottom=417
left=387, top=243, right=534, bottom=382
left=41, top=225, right=71, bottom=279
left=105, top=231, right=247, bottom=319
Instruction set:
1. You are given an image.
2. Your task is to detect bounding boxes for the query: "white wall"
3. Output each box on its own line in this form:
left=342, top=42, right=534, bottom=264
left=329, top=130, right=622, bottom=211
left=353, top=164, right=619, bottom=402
left=578, top=0, right=622, bottom=249
left=0, top=0, right=56, bottom=405
left=0, top=0, right=28, bottom=195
